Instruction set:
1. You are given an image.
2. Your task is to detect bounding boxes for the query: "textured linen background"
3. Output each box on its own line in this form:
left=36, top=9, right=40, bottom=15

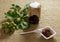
left=0, top=0, right=60, bottom=42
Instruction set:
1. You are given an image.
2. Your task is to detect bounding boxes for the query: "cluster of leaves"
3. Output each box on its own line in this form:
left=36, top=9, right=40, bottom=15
left=2, top=4, right=30, bottom=33
left=2, top=22, right=16, bottom=33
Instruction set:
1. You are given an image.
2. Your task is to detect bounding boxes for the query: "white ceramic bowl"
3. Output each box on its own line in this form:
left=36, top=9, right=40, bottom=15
left=40, top=26, right=56, bottom=39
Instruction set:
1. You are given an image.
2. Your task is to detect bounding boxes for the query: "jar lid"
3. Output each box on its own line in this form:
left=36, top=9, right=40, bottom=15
left=30, top=2, right=40, bottom=8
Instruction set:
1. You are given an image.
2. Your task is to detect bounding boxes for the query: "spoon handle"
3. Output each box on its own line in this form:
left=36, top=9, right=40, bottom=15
left=20, top=31, right=35, bottom=35
left=20, top=29, right=41, bottom=35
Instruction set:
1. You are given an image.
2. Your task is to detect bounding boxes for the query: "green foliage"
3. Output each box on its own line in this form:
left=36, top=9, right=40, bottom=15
left=2, top=3, right=30, bottom=33
left=2, top=22, right=16, bottom=33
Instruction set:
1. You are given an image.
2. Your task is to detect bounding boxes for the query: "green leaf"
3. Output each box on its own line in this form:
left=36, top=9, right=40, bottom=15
left=11, top=4, right=21, bottom=12
left=24, top=16, right=29, bottom=20
left=24, top=3, right=30, bottom=9
left=5, top=10, right=20, bottom=21
left=20, top=19, right=29, bottom=29
left=4, top=28, right=10, bottom=33
left=2, top=22, right=9, bottom=28
left=12, top=4, right=15, bottom=6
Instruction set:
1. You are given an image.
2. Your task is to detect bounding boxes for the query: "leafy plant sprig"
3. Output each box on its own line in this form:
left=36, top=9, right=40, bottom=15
left=2, top=3, right=30, bottom=33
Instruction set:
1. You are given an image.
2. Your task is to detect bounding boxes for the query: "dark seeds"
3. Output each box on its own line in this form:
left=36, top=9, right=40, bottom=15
left=42, top=29, right=52, bottom=37
left=29, top=15, right=39, bottom=24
